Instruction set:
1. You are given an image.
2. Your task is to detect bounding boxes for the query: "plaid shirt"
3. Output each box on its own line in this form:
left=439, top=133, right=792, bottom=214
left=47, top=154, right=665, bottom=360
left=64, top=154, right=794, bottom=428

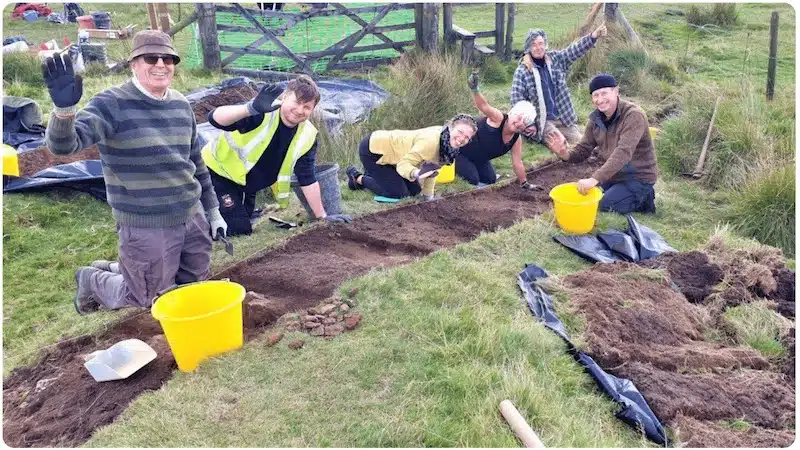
left=511, top=35, right=597, bottom=140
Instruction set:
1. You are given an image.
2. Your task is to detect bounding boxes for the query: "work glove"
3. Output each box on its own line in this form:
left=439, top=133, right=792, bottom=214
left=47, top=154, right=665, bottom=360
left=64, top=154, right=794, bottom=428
left=520, top=180, right=544, bottom=191
left=467, top=70, right=480, bottom=92
left=322, top=214, right=353, bottom=224
left=246, top=83, right=284, bottom=116
left=42, top=54, right=83, bottom=108
left=412, top=160, right=441, bottom=181
left=208, top=208, right=228, bottom=240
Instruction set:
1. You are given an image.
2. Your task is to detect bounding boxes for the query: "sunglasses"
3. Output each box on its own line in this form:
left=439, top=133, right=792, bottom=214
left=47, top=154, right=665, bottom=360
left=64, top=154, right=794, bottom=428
left=141, top=54, right=179, bottom=65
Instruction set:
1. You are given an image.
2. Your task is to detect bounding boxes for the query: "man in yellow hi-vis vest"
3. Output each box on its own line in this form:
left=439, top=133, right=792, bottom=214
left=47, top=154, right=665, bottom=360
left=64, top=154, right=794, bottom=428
left=202, top=75, right=352, bottom=236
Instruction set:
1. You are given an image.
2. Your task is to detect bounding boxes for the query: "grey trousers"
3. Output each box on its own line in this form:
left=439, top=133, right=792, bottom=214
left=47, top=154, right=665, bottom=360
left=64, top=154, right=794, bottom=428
left=87, top=209, right=213, bottom=309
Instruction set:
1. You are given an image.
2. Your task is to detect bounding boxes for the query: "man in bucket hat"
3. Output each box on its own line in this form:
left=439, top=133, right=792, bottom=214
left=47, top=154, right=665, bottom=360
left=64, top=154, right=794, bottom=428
left=42, top=30, right=226, bottom=315
left=511, top=23, right=607, bottom=151
left=547, top=74, right=658, bottom=214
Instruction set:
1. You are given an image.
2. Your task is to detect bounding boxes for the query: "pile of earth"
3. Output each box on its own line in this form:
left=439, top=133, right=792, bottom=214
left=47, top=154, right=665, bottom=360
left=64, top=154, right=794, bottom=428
left=17, top=145, right=101, bottom=178
left=191, top=84, right=258, bottom=124
left=560, top=252, right=795, bottom=448
left=2, top=157, right=600, bottom=447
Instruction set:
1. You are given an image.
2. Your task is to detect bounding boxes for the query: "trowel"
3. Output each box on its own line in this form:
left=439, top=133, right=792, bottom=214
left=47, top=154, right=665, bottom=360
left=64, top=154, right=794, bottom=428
left=84, top=339, right=157, bottom=382
left=216, top=227, right=234, bottom=256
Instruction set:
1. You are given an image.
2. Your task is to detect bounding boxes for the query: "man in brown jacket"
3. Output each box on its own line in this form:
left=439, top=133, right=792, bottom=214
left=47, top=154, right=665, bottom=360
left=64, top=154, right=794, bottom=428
left=547, top=74, right=657, bottom=214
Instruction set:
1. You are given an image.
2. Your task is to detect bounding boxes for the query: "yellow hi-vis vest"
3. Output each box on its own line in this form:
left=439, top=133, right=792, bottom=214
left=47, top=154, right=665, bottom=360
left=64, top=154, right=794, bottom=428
left=201, top=110, right=317, bottom=208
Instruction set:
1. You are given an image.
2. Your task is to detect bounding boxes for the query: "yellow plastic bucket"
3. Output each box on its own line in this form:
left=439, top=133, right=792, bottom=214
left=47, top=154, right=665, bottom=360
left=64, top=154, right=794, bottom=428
left=151, top=281, right=245, bottom=372
left=435, top=162, right=455, bottom=184
left=549, top=182, right=603, bottom=234
left=2, top=144, right=19, bottom=177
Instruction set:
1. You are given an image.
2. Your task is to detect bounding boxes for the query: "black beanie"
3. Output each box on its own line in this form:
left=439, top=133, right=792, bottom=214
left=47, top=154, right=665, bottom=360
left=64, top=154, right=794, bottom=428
left=589, top=74, right=617, bottom=94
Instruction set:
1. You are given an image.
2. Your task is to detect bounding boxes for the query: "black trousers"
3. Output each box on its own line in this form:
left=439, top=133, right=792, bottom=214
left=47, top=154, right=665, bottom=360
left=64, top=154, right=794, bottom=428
left=454, top=153, right=497, bottom=185
left=358, top=134, right=421, bottom=199
left=599, top=180, right=656, bottom=214
left=210, top=171, right=259, bottom=236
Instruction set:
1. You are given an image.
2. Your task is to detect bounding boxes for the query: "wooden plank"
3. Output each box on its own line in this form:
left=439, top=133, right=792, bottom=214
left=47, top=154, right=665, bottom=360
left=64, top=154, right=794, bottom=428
left=473, top=30, right=496, bottom=39
left=215, top=4, right=298, bottom=20
left=443, top=3, right=455, bottom=47
left=420, top=3, right=439, bottom=52
left=146, top=3, right=158, bottom=31
left=451, top=24, right=475, bottom=39
left=373, top=23, right=415, bottom=34
left=414, top=3, right=423, bottom=45
left=329, top=56, right=399, bottom=70
left=222, top=67, right=303, bottom=81
left=196, top=3, right=221, bottom=70
left=221, top=39, right=415, bottom=61
left=231, top=3, right=314, bottom=74
left=330, top=3, right=406, bottom=53
left=216, top=4, right=415, bottom=20
left=495, top=3, right=505, bottom=57
left=326, top=3, right=395, bottom=70
left=505, top=3, right=515, bottom=60
left=461, top=35, right=475, bottom=64
left=219, top=44, right=294, bottom=58
left=474, top=44, right=494, bottom=55
left=156, top=3, right=172, bottom=32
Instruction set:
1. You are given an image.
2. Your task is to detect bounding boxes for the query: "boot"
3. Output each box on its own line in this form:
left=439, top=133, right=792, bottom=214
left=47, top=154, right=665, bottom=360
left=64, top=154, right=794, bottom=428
left=346, top=166, right=363, bottom=191
left=90, top=260, right=120, bottom=274
left=74, top=267, right=101, bottom=315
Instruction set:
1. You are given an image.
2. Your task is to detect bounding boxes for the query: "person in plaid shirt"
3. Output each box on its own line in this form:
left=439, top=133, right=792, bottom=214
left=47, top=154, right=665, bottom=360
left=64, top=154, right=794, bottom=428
left=511, top=23, right=607, bottom=151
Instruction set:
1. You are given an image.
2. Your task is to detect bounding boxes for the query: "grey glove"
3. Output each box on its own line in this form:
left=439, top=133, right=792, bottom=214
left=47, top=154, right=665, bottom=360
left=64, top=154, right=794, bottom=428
left=208, top=208, right=228, bottom=239
left=323, top=214, right=352, bottom=224
left=413, top=160, right=441, bottom=181
left=246, top=83, right=283, bottom=116
left=520, top=180, right=544, bottom=191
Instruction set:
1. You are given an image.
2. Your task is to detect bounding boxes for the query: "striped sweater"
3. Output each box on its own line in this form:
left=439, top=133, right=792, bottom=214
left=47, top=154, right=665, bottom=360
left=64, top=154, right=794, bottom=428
left=46, top=81, right=219, bottom=228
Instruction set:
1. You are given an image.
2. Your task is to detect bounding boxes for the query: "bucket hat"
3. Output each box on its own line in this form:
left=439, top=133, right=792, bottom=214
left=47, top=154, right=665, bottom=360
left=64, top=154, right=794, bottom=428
left=129, top=30, right=180, bottom=63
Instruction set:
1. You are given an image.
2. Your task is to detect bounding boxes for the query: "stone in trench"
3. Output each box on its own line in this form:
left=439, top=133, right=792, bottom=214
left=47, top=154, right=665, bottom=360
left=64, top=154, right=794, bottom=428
left=285, top=321, right=300, bottom=332
left=288, top=339, right=305, bottom=350
left=34, top=376, right=61, bottom=392
left=243, top=294, right=280, bottom=329
left=324, top=324, right=345, bottom=337
left=322, top=317, right=337, bottom=325
left=310, top=326, right=325, bottom=336
left=340, top=303, right=350, bottom=312
left=307, top=307, right=320, bottom=315
left=266, top=332, right=284, bottom=346
left=345, top=313, right=362, bottom=330
left=313, top=314, right=327, bottom=321
left=318, top=304, right=337, bottom=315
left=328, top=310, right=338, bottom=317
left=301, top=315, right=317, bottom=322
left=304, top=321, right=322, bottom=329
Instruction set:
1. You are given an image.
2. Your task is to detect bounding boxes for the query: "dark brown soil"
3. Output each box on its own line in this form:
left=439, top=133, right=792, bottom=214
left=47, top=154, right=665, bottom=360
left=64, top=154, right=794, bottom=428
left=191, top=84, right=258, bottom=124
left=564, top=261, right=795, bottom=448
left=3, top=158, right=600, bottom=447
left=665, top=251, right=724, bottom=303
left=778, top=327, right=795, bottom=381
left=17, top=145, right=101, bottom=178
left=674, top=414, right=796, bottom=448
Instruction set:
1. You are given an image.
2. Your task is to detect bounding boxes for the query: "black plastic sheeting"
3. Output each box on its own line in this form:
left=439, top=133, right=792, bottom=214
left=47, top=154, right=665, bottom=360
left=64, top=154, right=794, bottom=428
left=3, top=160, right=107, bottom=200
left=517, top=264, right=669, bottom=445
left=553, top=216, right=677, bottom=263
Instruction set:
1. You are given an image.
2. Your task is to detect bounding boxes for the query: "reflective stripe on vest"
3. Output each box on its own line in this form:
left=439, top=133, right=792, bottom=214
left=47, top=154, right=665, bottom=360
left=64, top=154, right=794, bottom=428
left=201, top=111, right=317, bottom=208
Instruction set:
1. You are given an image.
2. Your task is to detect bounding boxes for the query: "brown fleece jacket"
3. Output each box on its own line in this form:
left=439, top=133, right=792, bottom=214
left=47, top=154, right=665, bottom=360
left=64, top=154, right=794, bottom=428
left=568, top=99, right=658, bottom=184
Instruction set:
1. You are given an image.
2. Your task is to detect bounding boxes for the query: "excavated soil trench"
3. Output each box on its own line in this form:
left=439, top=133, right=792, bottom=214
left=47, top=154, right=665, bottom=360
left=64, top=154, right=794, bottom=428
left=564, top=254, right=795, bottom=448
left=3, top=158, right=599, bottom=447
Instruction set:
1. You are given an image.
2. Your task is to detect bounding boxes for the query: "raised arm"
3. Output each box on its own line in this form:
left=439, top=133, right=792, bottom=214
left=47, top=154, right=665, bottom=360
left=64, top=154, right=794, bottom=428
left=468, top=71, right=503, bottom=127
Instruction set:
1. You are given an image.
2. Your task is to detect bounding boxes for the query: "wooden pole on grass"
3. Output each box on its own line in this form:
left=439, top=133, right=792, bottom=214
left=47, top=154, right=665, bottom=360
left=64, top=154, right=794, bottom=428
left=766, top=11, right=779, bottom=100
left=499, top=400, right=546, bottom=448
left=443, top=3, right=455, bottom=48
left=196, top=3, right=221, bottom=70
left=692, top=96, right=722, bottom=178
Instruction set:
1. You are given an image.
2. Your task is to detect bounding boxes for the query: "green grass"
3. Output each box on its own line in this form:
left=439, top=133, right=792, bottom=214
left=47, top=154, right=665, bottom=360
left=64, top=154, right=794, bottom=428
left=723, top=302, right=792, bottom=358
left=2, top=3, right=796, bottom=447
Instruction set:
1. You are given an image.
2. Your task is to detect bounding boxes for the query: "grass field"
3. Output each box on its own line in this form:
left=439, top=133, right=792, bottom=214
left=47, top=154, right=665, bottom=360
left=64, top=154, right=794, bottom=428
left=2, top=3, right=795, bottom=447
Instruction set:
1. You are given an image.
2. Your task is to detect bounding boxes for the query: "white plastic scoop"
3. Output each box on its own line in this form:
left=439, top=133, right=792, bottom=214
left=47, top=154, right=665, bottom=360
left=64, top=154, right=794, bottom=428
left=84, top=339, right=157, bottom=382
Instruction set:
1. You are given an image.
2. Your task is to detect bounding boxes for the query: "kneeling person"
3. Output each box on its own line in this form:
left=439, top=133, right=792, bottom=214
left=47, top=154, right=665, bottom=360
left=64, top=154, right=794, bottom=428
left=202, top=75, right=351, bottom=235
left=548, top=74, right=657, bottom=214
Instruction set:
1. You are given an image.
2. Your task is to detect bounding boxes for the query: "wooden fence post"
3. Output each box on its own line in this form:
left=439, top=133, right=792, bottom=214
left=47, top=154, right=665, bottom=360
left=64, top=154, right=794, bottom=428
left=495, top=3, right=505, bottom=58
left=156, top=3, right=172, bottom=32
left=767, top=10, right=779, bottom=101
left=443, top=3, right=454, bottom=47
left=461, top=34, right=475, bottom=65
left=420, top=3, right=439, bottom=53
left=504, top=3, right=515, bottom=60
left=196, top=3, right=221, bottom=70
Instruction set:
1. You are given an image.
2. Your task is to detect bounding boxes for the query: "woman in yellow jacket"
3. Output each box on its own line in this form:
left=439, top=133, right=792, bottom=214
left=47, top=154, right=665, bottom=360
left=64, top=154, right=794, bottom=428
left=345, top=114, right=477, bottom=201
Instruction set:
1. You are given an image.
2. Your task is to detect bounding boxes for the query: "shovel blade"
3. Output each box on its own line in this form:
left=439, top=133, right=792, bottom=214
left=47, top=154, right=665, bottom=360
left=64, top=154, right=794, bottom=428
left=225, top=240, right=234, bottom=256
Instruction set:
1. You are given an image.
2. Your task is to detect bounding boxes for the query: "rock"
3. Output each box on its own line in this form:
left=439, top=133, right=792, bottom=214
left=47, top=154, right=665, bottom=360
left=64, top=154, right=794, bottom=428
left=347, top=287, right=359, bottom=298
left=328, top=311, right=338, bottom=317
left=318, top=304, right=337, bottom=315
left=34, top=376, right=61, bottom=392
left=304, top=321, right=322, bottom=329
left=301, top=315, right=317, bottom=322
left=266, top=332, right=284, bottom=346
left=324, top=324, right=345, bottom=337
left=307, top=307, right=320, bottom=315
left=244, top=295, right=280, bottom=329
left=313, top=315, right=327, bottom=321
left=322, top=317, right=337, bottom=325
left=288, top=339, right=305, bottom=350
left=345, top=313, right=362, bottom=330
left=340, top=304, right=350, bottom=312
left=245, top=291, right=268, bottom=302
left=310, top=326, right=325, bottom=336
left=285, top=321, right=300, bottom=332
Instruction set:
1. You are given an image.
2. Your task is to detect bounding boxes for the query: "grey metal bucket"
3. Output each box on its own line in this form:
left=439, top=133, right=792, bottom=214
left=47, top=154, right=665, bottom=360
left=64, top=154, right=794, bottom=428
left=291, top=163, right=342, bottom=219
